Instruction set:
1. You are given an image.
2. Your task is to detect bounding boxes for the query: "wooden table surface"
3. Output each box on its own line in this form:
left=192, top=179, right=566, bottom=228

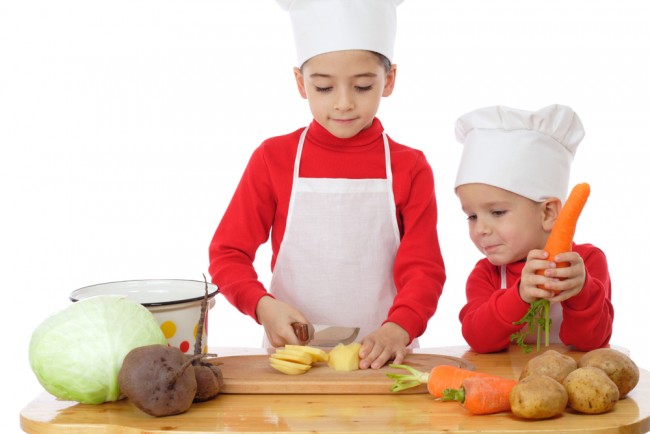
left=20, top=344, right=650, bottom=434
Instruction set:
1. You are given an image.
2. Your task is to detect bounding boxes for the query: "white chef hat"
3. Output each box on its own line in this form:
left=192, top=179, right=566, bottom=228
left=276, top=0, right=403, bottom=66
left=454, top=104, right=585, bottom=203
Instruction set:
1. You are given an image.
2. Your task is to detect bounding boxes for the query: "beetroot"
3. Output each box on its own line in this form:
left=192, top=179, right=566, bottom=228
left=118, top=345, right=197, bottom=416
left=118, top=275, right=224, bottom=416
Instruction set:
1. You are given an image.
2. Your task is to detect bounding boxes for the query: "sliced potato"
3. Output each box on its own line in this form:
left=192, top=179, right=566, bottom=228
left=269, top=360, right=311, bottom=375
left=268, top=357, right=312, bottom=375
left=285, top=344, right=329, bottom=363
left=271, top=349, right=313, bottom=365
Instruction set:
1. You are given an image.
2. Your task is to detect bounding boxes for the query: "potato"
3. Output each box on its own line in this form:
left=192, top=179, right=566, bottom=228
left=563, top=366, right=619, bottom=414
left=509, top=375, right=568, bottom=420
left=519, top=349, right=577, bottom=383
left=328, top=343, right=361, bottom=371
left=578, top=348, right=640, bottom=397
left=285, top=345, right=329, bottom=363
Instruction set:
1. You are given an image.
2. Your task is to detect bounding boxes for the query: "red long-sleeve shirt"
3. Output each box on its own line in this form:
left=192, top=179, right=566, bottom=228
left=208, top=118, right=446, bottom=341
left=459, top=243, right=613, bottom=353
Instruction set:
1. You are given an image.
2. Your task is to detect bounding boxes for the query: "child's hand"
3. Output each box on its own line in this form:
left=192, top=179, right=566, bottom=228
left=519, top=249, right=586, bottom=304
left=255, top=296, right=310, bottom=348
left=542, top=251, right=586, bottom=303
left=358, top=322, right=410, bottom=370
left=519, top=249, right=556, bottom=303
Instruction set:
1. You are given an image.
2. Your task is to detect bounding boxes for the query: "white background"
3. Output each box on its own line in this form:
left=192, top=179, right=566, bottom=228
left=2, top=0, right=650, bottom=431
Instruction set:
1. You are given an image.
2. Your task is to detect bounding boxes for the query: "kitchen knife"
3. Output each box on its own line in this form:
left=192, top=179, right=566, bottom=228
left=291, top=322, right=360, bottom=347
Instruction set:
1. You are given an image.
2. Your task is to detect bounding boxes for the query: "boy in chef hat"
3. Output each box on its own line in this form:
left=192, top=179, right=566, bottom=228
left=209, top=0, right=445, bottom=369
left=453, top=104, right=613, bottom=353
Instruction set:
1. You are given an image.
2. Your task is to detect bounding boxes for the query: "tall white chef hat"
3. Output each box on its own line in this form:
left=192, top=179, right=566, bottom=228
left=276, top=0, right=403, bottom=66
left=454, top=104, right=585, bottom=203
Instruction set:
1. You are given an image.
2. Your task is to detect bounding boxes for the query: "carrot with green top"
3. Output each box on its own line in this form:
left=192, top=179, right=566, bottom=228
left=511, top=183, right=591, bottom=353
left=387, top=364, right=500, bottom=397
left=441, top=376, right=518, bottom=415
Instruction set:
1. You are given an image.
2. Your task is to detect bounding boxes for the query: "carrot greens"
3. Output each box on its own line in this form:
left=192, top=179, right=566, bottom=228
left=511, top=299, right=550, bottom=353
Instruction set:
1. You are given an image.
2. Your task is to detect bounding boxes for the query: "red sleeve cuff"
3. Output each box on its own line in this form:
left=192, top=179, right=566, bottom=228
left=384, top=307, right=425, bottom=345
left=495, top=280, right=531, bottom=324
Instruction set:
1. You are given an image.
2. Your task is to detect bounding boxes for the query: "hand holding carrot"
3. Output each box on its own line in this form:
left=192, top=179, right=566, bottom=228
left=519, top=250, right=586, bottom=304
left=526, top=183, right=589, bottom=303
left=541, top=251, right=586, bottom=302
left=512, top=183, right=591, bottom=352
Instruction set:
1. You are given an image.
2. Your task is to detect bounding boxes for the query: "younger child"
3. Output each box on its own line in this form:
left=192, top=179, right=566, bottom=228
left=209, top=0, right=445, bottom=369
left=453, top=104, right=613, bottom=353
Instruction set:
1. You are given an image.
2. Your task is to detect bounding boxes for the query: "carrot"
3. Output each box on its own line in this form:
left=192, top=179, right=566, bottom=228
left=387, top=364, right=499, bottom=397
left=441, top=376, right=518, bottom=415
left=511, top=183, right=591, bottom=353
left=537, top=182, right=591, bottom=276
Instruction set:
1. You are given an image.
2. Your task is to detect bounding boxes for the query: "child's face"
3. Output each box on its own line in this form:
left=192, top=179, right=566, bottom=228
left=456, top=184, right=552, bottom=266
left=294, top=50, right=396, bottom=139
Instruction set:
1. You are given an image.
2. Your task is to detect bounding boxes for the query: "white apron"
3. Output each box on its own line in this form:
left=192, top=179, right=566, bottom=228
left=266, top=126, right=414, bottom=347
left=500, top=265, right=562, bottom=343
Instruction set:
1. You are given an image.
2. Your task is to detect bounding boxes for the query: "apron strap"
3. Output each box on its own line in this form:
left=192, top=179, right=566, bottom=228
left=286, top=126, right=310, bottom=231
left=382, top=132, right=400, bottom=246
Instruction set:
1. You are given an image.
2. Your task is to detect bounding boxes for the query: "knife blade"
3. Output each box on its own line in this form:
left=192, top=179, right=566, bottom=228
left=291, top=322, right=360, bottom=347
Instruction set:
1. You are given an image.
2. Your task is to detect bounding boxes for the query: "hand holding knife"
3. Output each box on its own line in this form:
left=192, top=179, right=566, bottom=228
left=291, top=322, right=360, bottom=347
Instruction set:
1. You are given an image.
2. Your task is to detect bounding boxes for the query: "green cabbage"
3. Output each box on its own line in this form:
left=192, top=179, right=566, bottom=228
left=29, top=295, right=168, bottom=404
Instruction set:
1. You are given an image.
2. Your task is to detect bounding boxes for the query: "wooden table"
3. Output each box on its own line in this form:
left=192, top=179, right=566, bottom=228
left=20, top=344, right=650, bottom=433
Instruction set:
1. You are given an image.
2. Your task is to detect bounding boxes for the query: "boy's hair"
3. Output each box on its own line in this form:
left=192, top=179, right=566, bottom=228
left=299, top=51, right=392, bottom=74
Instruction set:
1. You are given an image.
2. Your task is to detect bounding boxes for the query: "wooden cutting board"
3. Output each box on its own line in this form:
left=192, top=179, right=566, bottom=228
left=212, top=353, right=474, bottom=394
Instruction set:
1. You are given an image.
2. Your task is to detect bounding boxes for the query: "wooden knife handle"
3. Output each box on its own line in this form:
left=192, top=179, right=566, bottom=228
left=291, top=322, right=310, bottom=342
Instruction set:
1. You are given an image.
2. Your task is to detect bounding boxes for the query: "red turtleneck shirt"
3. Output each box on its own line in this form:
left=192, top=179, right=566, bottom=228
left=459, top=243, right=613, bottom=353
left=208, top=118, right=446, bottom=341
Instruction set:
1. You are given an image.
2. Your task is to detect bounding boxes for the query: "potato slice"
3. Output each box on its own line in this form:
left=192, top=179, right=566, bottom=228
left=269, top=361, right=311, bottom=375
left=285, top=345, right=329, bottom=363
left=268, top=357, right=312, bottom=375
left=271, top=349, right=312, bottom=365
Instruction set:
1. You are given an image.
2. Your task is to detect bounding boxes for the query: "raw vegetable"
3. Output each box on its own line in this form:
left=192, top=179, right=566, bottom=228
left=328, top=342, right=361, bottom=372
left=563, top=366, right=619, bottom=414
left=578, top=348, right=639, bottom=397
left=269, top=357, right=312, bottom=375
left=519, top=349, right=577, bottom=383
left=387, top=364, right=499, bottom=397
left=118, top=345, right=198, bottom=416
left=285, top=344, right=329, bottom=363
left=509, top=374, right=568, bottom=420
left=271, top=348, right=313, bottom=365
left=511, top=183, right=590, bottom=352
left=538, top=182, right=591, bottom=272
left=118, top=275, right=224, bottom=415
left=269, top=345, right=329, bottom=375
left=441, top=375, right=518, bottom=415
left=29, top=295, right=168, bottom=404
